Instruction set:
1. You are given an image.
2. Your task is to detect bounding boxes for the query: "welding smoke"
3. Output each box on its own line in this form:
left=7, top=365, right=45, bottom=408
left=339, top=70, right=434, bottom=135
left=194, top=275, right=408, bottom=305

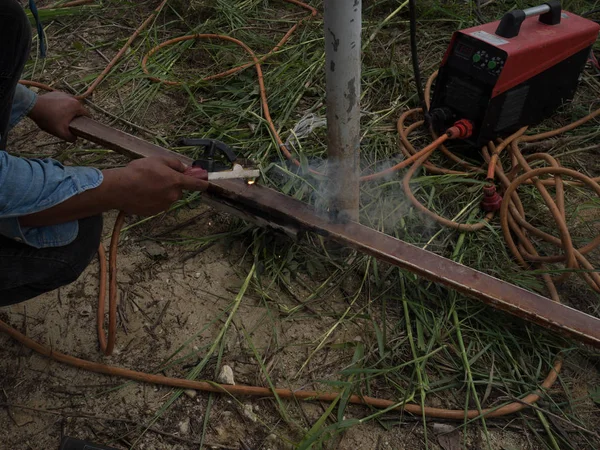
left=284, top=112, right=431, bottom=233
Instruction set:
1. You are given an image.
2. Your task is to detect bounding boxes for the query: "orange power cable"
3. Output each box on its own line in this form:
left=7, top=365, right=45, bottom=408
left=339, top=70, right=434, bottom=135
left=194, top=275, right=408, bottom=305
left=0, top=314, right=562, bottom=420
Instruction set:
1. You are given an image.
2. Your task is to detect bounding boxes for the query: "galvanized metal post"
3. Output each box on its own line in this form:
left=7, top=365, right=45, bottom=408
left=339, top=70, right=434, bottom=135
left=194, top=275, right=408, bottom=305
left=324, top=0, right=361, bottom=222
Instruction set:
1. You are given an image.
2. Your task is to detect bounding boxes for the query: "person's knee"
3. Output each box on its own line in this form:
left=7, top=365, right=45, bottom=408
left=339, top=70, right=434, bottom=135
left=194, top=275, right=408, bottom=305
left=0, top=216, right=103, bottom=305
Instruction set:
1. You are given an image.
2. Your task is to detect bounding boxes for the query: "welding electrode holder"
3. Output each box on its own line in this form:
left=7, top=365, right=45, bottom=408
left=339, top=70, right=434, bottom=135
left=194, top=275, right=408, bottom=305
left=178, top=138, right=237, bottom=172
left=496, top=0, right=562, bottom=38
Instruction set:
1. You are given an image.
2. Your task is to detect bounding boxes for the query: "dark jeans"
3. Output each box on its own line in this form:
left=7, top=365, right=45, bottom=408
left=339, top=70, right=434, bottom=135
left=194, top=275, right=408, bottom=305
left=0, top=216, right=103, bottom=306
left=0, top=0, right=101, bottom=306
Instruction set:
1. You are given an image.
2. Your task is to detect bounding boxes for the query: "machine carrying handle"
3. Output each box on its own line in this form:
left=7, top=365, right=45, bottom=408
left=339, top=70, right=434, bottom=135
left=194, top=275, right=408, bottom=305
left=495, top=1, right=561, bottom=38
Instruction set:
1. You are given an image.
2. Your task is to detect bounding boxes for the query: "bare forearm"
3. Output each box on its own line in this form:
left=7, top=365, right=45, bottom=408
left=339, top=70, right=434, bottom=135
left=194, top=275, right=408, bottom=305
left=18, top=156, right=207, bottom=228
left=19, top=170, right=122, bottom=227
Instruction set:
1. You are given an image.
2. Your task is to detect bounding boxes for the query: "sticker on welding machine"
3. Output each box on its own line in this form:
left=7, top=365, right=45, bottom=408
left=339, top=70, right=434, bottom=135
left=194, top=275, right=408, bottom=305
left=469, top=31, right=509, bottom=46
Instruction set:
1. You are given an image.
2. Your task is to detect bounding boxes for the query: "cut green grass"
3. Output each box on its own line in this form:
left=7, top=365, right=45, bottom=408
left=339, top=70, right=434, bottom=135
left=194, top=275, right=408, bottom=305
left=16, top=0, right=600, bottom=448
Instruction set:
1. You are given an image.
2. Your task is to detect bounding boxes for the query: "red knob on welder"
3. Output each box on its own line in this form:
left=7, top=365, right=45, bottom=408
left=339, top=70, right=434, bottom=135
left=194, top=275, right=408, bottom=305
left=184, top=166, right=209, bottom=180
left=447, top=119, right=474, bottom=139
left=481, top=184, right=503, bottom=212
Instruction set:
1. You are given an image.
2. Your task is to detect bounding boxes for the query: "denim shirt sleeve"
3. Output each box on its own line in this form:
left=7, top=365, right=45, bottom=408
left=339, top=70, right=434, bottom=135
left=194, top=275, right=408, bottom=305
left=0, top=85, right=104, bottom=249
left=9, top=84, right=37, bottom=130
left=0, top=153, right=103, bottom=249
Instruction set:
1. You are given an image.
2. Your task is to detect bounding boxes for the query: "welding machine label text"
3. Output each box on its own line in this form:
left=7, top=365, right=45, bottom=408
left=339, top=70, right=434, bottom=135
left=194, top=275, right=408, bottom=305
left=469, top=31, right=509, bottom=46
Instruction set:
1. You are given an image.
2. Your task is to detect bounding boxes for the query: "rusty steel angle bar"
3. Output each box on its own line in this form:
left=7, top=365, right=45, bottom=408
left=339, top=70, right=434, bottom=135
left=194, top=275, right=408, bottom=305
left=70, top=117, right=600, bottom=348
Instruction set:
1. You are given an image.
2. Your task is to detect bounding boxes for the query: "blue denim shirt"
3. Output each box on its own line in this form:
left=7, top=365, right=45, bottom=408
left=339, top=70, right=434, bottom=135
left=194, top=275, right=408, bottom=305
left=0, top=85, right=103, bottom=248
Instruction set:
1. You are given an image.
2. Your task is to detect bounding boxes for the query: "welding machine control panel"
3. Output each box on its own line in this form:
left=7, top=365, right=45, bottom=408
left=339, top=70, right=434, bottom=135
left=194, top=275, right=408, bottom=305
left=449, top=36, right=507, bottom=82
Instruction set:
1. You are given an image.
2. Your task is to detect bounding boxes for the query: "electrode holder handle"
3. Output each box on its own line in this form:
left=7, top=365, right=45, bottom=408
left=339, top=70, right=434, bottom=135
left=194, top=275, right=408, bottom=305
left=178, top=138, right=237, bottom=172
left=495, top=1, right=561, bottom=38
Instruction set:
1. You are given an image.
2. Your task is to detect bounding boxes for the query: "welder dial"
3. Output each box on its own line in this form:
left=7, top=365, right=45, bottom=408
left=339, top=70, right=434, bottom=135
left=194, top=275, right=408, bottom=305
left=472, top=50, right=489, bottom=69
left=487, top=56, right=504, bottom=75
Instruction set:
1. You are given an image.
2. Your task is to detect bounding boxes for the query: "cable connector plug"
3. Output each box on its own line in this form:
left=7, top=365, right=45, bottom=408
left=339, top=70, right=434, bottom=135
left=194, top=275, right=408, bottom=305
left=481, top=184, right=503, bottom=212
left=446, top=119, right=474, bottom=140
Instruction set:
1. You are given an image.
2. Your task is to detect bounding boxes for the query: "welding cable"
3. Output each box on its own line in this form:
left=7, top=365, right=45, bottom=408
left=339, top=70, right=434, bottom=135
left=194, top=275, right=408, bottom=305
left=75, top=0, right=169, bottom=100
left=499, top=142, right=600, bottom=292
left=393, top=109, right=493, bottom=231
left=591, top=51, right=600, bottom=73
left=396, top=73, right=600, bottom=293
left=401, top=148, right=495, bottom=232
left=395, top=113, right=497, bottom=232
left=501, top=165, right=600, bottom=288
left=142, top=0, right=317, bottom=86
left=5, top=0, right=600, bottom=424
left=20, top=0, right=170, bottom=98
left=485, top=138, right=600, bottom=296
left=582, top=7, right=600, bottom=24
left=408, top=0, right=428, bottom=118
left=0, top=314, right=563, bottom=420
left=482, top=100, right=600, bottom=293
left=359, top=133, right=449, bottom=181
left=28, top=0, right=46, bottom=58
left=140, top=1, right=327, bottom=179
left=95, top=212, right=125, bottom=356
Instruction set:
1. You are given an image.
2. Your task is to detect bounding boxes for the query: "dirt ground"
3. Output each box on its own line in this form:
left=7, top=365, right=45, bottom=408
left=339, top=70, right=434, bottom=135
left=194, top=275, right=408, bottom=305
left=1, top=1, right=600, bottom=449
left=0, top=208, right=551, bottom=450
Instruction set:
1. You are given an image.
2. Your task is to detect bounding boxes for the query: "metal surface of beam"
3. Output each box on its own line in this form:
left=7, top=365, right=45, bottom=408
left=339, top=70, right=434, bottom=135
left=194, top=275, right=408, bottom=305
left=70, top=117, right=600, bottom=348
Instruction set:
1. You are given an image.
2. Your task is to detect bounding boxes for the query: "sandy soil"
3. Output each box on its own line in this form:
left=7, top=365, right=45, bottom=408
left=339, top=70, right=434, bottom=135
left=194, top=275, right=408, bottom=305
left=0, top=209, right=549, bottom=450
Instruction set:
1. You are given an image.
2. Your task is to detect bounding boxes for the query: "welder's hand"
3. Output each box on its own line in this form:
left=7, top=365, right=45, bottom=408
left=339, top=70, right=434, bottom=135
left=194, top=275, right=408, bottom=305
left=108, top=157, right=208, bottom=216
left=28, top=92, right=89, bottom=142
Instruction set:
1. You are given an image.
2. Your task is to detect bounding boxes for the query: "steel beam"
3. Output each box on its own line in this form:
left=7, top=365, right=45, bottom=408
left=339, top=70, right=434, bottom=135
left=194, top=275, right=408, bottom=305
left=70, top=117, right=600, bottom=348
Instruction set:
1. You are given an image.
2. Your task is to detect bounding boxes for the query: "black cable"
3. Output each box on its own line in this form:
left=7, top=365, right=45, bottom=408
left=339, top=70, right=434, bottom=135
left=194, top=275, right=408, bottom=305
left=474, top=0, right=486, bottom=24
left=582, top=7, right=600, bottom=23
left=409, top=0, right=428, bottom=120
left=582, top=9, right=600, bottom=74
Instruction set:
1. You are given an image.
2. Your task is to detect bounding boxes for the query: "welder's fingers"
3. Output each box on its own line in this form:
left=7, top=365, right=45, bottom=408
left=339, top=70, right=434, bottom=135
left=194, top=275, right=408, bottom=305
left=76, top=101, right=91, bottom=118
left=160, top=157, right=187, bottom=173
left=178, top=173, right=210, bottom=192
left=183, top=166, right=209, bottom=180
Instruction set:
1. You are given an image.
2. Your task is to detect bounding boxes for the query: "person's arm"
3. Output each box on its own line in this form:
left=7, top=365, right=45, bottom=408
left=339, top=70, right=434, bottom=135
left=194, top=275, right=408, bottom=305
left=19, top=157, right=208, bottom=227
left=1, top=89, right=207, bottom=247
left=9, top=84, right=38, bottom=131
left=0, top=150, right=104, bottom=247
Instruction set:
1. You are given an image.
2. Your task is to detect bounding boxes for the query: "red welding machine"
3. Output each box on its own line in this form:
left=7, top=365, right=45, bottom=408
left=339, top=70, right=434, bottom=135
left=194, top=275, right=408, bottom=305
left=429, top=1, right=600, bottom=146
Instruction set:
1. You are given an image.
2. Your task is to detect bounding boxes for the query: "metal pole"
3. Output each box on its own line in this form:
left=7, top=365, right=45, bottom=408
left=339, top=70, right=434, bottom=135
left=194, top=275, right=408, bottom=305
left=324, top=0, right=361, bottom=222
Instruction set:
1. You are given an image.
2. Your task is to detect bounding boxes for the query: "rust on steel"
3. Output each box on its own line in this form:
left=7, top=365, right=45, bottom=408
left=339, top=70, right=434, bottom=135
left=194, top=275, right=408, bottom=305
left=70, top=117, right=600, bottom=348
